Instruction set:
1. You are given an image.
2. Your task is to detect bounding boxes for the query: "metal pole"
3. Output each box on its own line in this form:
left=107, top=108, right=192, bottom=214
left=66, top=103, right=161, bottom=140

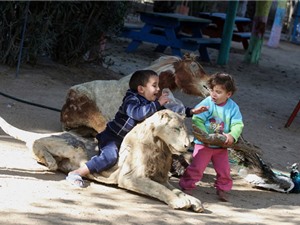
left=16, top=1, right=30, bottom=78
left=217, top=0, right=239, bottom=65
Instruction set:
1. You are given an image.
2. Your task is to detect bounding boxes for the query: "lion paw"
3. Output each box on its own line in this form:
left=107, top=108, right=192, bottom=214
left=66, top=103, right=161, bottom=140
left=169, top=194, right=204, bottom=212
left=186, top=195, right=204, bottom=212
left=169, top=197, right=191, bottom=210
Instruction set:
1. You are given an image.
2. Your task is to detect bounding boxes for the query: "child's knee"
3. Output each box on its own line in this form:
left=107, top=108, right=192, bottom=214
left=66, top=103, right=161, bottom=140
left=104, top=150, right=118, bottom=167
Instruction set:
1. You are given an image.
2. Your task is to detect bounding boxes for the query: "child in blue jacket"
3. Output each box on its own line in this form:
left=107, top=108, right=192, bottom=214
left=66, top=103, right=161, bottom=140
left=67, top=69, right=207, bottom=187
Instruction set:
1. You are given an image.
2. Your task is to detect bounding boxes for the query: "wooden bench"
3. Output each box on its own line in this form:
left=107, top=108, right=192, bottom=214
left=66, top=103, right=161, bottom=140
left=198, top=12, right=252, bottom=50
left=121, top=24, right=166, bottom=38
left=181, top=37, right=221, bottom=62
left=121, top=24, right=143, bottom=38
left=123, top=23, right=143, bottom=30
left=232, top=32, right=251, bottom=49
left=119, top=13, right=217, bottom=60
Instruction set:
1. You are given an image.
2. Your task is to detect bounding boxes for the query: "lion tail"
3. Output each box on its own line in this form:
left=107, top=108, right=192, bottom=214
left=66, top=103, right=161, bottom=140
left=0, top=116, right=56, bottom=145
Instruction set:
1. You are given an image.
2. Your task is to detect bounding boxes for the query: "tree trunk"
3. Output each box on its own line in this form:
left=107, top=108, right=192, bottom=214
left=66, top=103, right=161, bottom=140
left=267, top=0, right=287, bottom=48
left=244, top=1, right=273, bottom=64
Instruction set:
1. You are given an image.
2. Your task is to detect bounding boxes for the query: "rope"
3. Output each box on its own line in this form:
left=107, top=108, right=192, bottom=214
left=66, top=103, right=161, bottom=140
left=0, top=91, right=61, bottom=112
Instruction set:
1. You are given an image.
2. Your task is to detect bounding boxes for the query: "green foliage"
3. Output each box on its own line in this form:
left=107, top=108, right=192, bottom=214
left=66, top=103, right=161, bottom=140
left=0, top=1, right=130, bottom=66
left=0, top=2, right=24, bottom=66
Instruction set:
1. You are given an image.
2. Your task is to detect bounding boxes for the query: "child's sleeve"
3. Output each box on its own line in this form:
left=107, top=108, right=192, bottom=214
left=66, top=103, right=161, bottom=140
left=126, top=98, right=161, bottom=121
left=191, top=97, right=210, bottom=132
left=229, top=122, right=244, bottom=142
left=192, top=116, right=207, bottom=133
left=229, top=106, right=244, bottom=142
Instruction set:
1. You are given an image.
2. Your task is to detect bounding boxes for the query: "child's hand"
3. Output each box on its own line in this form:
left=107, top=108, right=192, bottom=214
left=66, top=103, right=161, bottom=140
left=222, top=133, right=234, bottom=146
left=158, top=93, right=170, bottom=106
left=191, top=106, right=209, bottom=114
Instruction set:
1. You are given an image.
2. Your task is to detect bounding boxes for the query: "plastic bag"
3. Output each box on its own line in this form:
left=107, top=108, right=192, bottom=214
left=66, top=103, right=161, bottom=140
left=162, top=88, right=185, bottom=115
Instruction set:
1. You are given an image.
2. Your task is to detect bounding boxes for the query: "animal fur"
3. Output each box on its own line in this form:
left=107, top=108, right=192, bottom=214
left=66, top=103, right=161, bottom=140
left=60, top=53, right=210, bottom=135
left=0, top=110, right=203, bottom=212
left=0, top=116, right=91, bottom=172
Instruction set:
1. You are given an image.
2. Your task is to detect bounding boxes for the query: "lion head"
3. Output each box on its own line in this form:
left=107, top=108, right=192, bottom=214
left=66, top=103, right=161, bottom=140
left=142, top=109, right=191, bottom=155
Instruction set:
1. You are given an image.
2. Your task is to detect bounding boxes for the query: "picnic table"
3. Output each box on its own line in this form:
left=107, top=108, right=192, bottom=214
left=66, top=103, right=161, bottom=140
left=198, top=12, right=252, bottom=50
left=121, top=11, right=222, bottom=62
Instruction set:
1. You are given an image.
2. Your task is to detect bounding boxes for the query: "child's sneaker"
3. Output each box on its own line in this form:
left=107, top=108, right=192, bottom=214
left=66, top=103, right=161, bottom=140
left=216, top=190, right=229, bottom=202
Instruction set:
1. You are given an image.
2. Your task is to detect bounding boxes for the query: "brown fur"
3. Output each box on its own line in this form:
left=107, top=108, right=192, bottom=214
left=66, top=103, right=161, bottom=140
left=0, top=110, right=204, bottom=212
left=61, top=89, right=107, bottom=134
left=158, top=71, right=178, bottom=93
left=173, top=54, right=209, bottom=96
left=61, top=54, right=210, bottom=135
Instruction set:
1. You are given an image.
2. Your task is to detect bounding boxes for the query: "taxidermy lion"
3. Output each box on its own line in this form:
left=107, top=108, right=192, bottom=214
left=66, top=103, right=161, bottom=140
left=60, top=53, right=210, bottom=135
left=0, top=110, right=204, bottom=212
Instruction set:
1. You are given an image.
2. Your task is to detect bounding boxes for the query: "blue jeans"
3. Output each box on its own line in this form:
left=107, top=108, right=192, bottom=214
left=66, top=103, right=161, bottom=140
left=86, top=128, right=122, bottom=173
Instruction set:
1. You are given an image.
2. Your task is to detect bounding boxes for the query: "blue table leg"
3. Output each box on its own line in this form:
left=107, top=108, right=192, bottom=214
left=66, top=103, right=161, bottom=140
left=198, top=46, right=210, bottom=62
left=171, top=48, right=182, bottom=57
left=125, top=24, right=154, bottom=53
left=161, top=27, right=182, bottom=56
left=155, top=44, right=182, bottom=57
left=154, top=45, right=167, bottom=53
left=126, top=40, right=142, bottom=53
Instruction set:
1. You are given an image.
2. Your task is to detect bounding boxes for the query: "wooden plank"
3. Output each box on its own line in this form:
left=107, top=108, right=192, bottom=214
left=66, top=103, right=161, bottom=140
left=232, top=32, right=251, bottom=49
left=123, top=23, right=144, bottom=30
left=181, top=37, right=222, bottom=62
left=140, top=12, right=212, bottom=23
left=181, top=37, right=221, bottom=45
left=233, top=32, right=251, bottom=39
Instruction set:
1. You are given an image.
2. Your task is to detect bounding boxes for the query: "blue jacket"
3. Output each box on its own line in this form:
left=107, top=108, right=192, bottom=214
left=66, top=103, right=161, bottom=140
left=96, top=89, right=193, bottom=141
left=99, top=89, right=161, bottom=140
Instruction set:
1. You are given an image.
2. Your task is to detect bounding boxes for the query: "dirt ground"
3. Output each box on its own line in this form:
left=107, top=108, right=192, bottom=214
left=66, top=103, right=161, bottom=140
left=0, top=37, right=299, bottom=225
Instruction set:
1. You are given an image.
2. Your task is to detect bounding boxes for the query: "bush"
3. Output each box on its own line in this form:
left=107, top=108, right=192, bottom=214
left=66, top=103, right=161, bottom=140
left=0, top=1, right=130, bottom=66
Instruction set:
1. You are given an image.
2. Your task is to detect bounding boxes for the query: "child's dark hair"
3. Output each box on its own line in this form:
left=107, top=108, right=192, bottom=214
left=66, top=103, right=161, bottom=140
left=129, top=70, right=158, bottom=91
left=208, top=72, right=237, bottom=95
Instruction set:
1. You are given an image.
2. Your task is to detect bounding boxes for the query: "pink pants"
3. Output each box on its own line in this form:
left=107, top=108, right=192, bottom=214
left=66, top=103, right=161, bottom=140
left=179, top=144, right=232, bottom=191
